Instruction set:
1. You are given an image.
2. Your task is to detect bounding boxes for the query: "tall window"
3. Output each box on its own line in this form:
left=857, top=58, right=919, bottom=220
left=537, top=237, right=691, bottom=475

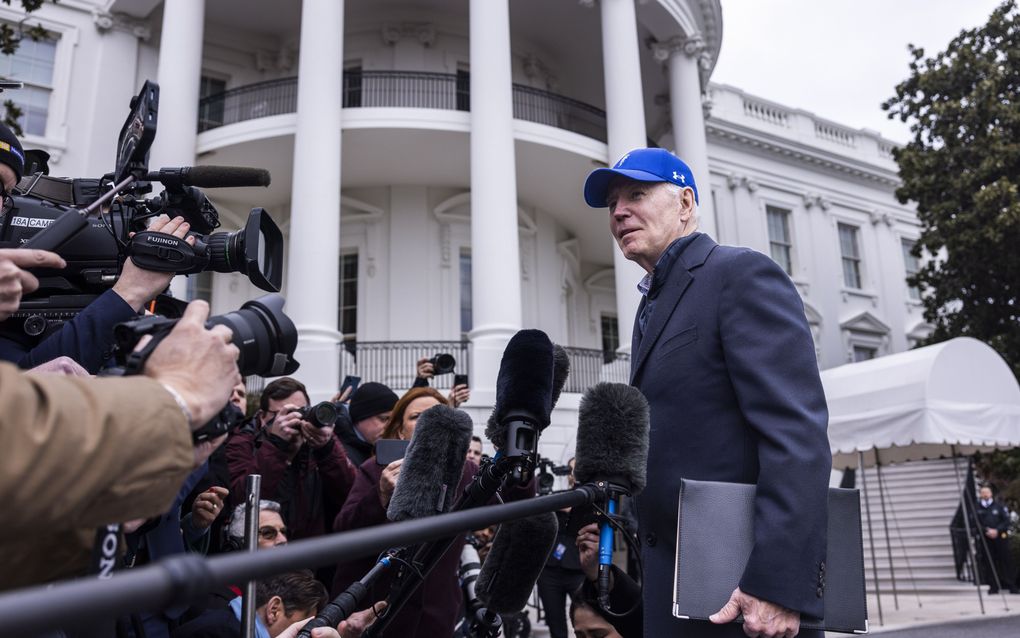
left=0, top=36, right=57, bottom=136
left=901, top=239, right=920, bottom=300
left=460, top=250, right=473, bottom=335
left=838, top=223, right=862, bottom=289
left=765, top=206, right=793, bottom=275
left=198, top=75, right=226, bottom=130
left=338, top=252, right=358, bottom=341
left=601, top=313, right=619, bottom=363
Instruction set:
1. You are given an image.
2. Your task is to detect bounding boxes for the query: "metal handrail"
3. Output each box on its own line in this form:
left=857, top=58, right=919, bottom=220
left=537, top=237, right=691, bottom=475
left=559, top=346, right=630, bottom=392
left=198, top=71, right=608, bottom=141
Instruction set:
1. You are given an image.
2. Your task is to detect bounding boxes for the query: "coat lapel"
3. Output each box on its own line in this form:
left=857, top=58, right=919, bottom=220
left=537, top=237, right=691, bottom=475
left=629, top=234, right=718, bottom=385
left=629, top=270, right=692, bottom=385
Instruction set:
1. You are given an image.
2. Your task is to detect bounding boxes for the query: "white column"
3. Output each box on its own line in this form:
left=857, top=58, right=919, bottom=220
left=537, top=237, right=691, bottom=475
left=468, top=0, right=522, bottom=396
left=600, top=0, right=647, bottom=352
left=658, top=34, right=717, bottom=239
left=286, top=0, right=344, bottom=400
left=149, top=0, right=205, bottom=300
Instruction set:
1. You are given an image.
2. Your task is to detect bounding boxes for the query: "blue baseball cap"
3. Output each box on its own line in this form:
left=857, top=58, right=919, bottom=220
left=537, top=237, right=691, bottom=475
left=584, top=147, right=698, bottom=208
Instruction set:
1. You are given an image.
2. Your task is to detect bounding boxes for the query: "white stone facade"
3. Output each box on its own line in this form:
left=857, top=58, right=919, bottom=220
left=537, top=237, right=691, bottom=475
left=8, top=0, right=924, bottom=461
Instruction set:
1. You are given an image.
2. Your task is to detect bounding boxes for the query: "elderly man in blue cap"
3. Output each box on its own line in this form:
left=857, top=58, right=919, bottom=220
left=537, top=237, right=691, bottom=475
left=580, top=148, right=831, bottom=638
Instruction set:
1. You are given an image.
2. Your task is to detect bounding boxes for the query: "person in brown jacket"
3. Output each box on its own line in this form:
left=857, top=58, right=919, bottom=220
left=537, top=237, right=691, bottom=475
left=0, top=299, right=242, bottom=590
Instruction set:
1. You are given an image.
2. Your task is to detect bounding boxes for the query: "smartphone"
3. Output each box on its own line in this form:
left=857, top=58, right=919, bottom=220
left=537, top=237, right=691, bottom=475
left=340, top=375, right=362, bottom=397
left=453, top=373, right=469, bottom=388
left=375, top=439, right=410, bottom=465
left=565, top=503, right=600, bottom=536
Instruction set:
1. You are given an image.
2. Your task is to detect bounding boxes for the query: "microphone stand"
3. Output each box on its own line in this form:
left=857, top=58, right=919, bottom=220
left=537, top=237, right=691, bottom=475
left=364, top=417, right=542, bottom=638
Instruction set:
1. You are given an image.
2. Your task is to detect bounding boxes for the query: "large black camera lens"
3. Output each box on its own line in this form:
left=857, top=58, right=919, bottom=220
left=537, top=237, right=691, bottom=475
left=205, top=208, right=283, bottom=292
left=429, top=353, right=456, bottom=375
left=297, top=401, right=339, bottom=428
left=209, top=293, right=299, bottom=377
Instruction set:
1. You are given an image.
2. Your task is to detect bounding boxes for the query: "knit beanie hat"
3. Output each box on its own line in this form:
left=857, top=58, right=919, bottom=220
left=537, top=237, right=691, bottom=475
left=349, top=382, right=399, bottom=424
left=0, top=123, right=25, bottom=182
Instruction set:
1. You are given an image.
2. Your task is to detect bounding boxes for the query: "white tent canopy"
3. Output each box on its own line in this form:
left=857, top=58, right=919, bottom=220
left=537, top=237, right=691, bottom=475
left=822, top=337, right=1020, bottom=469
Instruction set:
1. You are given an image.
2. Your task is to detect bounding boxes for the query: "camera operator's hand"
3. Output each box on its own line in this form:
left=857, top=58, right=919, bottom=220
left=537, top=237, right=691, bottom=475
left=0, top=248, right=66, bottom=319
left=269, top=405, right=307, bottom=449
left=301, top=419, right=335, bottom=449
left=448, top=383, right=470, bottom=408
left=144, top=299, right=241, bottom=428
left=415, top=356, right=434, bottom=381
left=114, top=215, right=195, bottom=311
left=378, top=458, right=403, bottom=508
left=576, top=522, right=600, bottom=582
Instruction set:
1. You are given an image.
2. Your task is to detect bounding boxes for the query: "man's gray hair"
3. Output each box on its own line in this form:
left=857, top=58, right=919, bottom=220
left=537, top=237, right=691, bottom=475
left=226, top=499, right=282, bottom=541
left=661, top=182, right=699, bottom=228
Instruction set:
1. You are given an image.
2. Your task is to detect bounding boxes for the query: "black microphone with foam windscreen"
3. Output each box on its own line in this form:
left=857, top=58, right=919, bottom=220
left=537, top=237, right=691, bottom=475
left=474, top=511, right=559, bottom=632
left=147, top=165, right=271, bottom=189
left=300, top=405, right=471, bottom=637
left=573, top=382, right=650, bottom=614
left=387, top=404, right=473, bottom=521
left=471, top=329, right=554, bottom=498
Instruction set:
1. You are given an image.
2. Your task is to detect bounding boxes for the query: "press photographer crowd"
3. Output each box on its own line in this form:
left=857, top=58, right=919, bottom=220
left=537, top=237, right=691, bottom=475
left=0, top=82, right=660, bottom=638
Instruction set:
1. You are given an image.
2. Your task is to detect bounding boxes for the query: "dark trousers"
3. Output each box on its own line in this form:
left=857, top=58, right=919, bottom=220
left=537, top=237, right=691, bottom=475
left=537, top=566, right=585, bottom=638
left=981, top=535, right=1016, bottom=591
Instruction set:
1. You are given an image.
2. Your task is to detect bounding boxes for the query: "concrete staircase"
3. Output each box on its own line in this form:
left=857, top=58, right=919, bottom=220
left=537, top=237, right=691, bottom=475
left=856, top=458, right=978, bottom=596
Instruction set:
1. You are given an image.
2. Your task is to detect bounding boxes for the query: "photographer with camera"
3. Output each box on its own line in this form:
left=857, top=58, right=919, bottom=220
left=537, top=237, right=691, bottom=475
left=0, top=298, right=242, bottom=589
left=414, top=355, right=470, bottom=408
left=225, top=377, right=356, bottom=544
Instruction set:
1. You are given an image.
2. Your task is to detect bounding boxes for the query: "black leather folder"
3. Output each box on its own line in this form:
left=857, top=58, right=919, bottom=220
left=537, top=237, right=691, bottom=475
left=673, top=479, right=868, bottom=634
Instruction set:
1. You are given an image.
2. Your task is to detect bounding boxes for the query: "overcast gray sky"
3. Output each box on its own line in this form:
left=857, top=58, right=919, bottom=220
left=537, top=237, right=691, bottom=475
left=711, top=0, right=1005, bottom=143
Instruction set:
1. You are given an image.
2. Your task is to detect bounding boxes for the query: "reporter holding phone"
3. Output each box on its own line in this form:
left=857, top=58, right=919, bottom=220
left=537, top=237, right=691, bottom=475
left=331, top=388, right=461, bottom=637
left=331, top=387, right=535, bottom=637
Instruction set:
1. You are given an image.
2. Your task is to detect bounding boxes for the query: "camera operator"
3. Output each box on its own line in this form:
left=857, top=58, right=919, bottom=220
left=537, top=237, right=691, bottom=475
left=414, top=356, right=470, bottom=408
left=0, top=118, right=207, bottom=373
left=0, top=298, right=242, bottom=589
left=225, top=378, right=356, bottom=543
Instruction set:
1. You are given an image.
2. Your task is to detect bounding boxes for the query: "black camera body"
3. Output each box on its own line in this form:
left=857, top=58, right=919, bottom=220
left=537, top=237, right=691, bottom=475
left=429, top=352, right=456, bottom=375
left=0, top=80, right=284, bottom=341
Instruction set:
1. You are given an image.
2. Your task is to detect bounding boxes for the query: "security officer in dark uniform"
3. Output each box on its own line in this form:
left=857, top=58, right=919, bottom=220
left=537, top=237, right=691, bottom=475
left=976, top=485, right=1018, bottom=594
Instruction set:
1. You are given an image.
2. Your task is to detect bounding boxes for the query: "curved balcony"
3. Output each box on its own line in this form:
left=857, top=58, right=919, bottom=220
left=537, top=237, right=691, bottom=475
left=198, top=71, right=608, bottom=142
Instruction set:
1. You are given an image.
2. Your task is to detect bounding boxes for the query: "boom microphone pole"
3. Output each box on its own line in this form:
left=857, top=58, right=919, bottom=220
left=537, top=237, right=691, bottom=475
left=366, top=330, right=559, bottom=637
left=299, top=405, right=472, bottom=636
